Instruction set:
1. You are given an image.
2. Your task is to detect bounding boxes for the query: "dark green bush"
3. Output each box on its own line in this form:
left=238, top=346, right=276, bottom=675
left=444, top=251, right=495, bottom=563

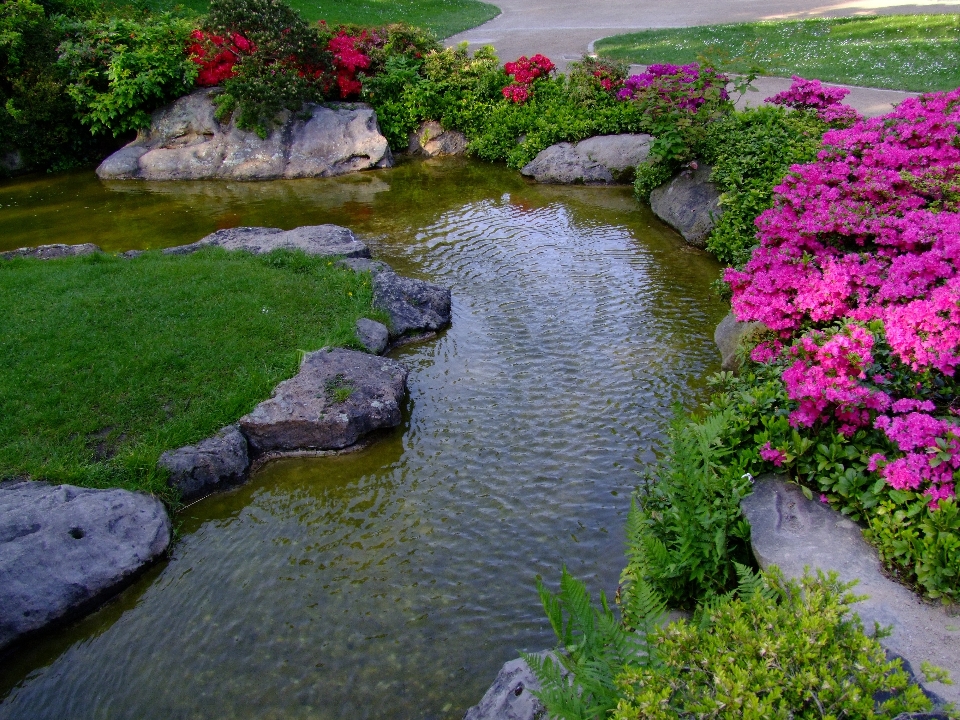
left=57, top=11, right=197, bottom=136
left=699, top=105, right=827, bottom=266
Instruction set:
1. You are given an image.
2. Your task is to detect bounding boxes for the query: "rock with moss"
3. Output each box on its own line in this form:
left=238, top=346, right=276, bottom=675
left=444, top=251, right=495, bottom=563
left=96, top=88, right=393, bottom=181
left=239, top=348, right=408, bottom=455
left=520, top=134, right=653, bottom=185
left=408, top=120, right=468, bottom=157
left=649, top=164, right=722, bottom=248
left=0, top=481, right=171, bottom=653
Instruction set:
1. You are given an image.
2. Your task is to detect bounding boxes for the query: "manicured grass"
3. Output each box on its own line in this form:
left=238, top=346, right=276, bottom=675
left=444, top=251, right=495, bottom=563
left=165, top=0, right=500, bottom=38
left=0, top=249, right=385, bottom=501
left=595, top=15, right=960, bottom=93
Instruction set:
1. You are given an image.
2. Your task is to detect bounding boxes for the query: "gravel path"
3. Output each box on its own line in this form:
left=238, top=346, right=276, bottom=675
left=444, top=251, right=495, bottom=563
left=447, top=0, right=960, bottom=115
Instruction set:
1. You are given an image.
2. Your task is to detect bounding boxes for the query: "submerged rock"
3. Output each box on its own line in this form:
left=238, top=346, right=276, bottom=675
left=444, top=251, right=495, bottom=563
left=164, top=224, right=371, bottom=258
left=0, top=243, right=101, bottom=261
left=741, top=476, right=960, bottom=707
left=340, top=258, right=452, bottom=340
left=1, top=150, right=23, bottom=174
left=239, top=348, right=408, bottom=455
left=158, top=425, right=249, bottom=502
left=520, top=134, right=653, bottom=185
left=96, top=89, right=392, bottom=181
left=407, top=120, right=468, bottom=157
left=0, top=481, right=171, bottom=653
left=649, top=164, right=722, bottom=248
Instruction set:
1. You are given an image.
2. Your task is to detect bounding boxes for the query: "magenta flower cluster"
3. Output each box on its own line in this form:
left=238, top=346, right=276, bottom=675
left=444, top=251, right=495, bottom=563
left=767, top=76, right=863, bottom=128
left=727, top=82, right=960, bottom=506
left=617, top=63, right=729, bottom=110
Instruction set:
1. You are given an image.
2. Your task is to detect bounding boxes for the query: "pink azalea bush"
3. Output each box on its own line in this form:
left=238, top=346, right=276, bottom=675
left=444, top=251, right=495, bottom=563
left=726, top=82, right=960, bottom=509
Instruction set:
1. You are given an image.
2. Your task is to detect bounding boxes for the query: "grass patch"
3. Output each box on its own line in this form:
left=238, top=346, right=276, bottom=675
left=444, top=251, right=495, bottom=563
left=163, top=0, right=500, bottom=38
left=0, top=249, right=386, bottom=501
left=595, top=14, right=960, bottom=93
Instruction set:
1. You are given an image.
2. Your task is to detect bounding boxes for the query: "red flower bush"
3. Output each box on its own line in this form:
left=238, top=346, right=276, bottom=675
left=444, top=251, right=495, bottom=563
left=502, top=54, right=554, bottom=103
left=328, top=30, right=371, bottom=98
left=187, top=30, right=256, bottom=86
left=728, top=85, right=960, bottom=504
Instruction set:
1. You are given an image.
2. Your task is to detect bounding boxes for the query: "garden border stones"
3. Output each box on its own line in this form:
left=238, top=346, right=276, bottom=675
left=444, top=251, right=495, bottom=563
left=520, top=134, right=653, bottom=184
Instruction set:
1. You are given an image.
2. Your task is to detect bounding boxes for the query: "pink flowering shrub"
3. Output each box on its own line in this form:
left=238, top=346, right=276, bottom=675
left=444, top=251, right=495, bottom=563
left=766, top=76, right=863, bottom=128
left=501, top=54, right=554, bottom=103
left=721, top=86, right=960, bottom=598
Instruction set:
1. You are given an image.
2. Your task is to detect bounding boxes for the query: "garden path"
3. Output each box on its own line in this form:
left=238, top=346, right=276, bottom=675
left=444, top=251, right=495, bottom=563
left=447, top=0, right=960, bottom=116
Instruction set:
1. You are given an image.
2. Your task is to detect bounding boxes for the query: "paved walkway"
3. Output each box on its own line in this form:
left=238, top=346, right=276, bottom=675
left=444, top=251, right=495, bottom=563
left=448, top=0, right=960, bottom=116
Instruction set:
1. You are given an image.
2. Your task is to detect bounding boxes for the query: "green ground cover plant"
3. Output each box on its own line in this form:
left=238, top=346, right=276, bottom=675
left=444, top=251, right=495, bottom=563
left=529, top=561, right=933, bottom=719
left=594, top=14, right=960, bottom=93
left=0, top=249, right=384, bottom=502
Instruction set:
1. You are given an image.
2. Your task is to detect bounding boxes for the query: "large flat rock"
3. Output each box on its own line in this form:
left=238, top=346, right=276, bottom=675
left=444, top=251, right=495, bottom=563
left=741, top=476, right=960, bottom=706
left=164, top=224, right=371, bottom=258
left=339, top=258, right=452, bottom=340
left=649, top=164, right=722, bottom=248
left=96, top=89, right=392, bottom=181
left=240, top=348, right=408, bottom=455
left=520, top=134, right=653, bottom=184
left=0, top=481, right=171, bottom=653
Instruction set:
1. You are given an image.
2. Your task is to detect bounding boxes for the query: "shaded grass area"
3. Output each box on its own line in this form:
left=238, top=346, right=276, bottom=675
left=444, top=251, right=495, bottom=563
left=595, top=15, right=960, bottom=93
left=0, top=249, right=385, bottom=501
left=163, top=0, right=500, bottom=38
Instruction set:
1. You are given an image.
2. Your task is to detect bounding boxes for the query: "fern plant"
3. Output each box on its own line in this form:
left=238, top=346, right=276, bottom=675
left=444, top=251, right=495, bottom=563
left=524, top=565, right=665, bottom=720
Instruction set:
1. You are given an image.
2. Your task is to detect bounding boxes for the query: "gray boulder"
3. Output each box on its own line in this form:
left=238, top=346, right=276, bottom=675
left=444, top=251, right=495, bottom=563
left=1, top=150, right=23, bottom=174
left=520, top=134, right=653, bottom=185
left=714, top=312, right=765, bottom=372
left=158, top=425, right=250, bottom=502
left=408, top=121, right=468, bottom=157
left=96, top=89, right=392, bottom=181
left=240, top=348, right=408, bottom=455
left=649, top=164, right=722, bottom=248
left=340, top=258, right=452, bottom=340
left=0, top=481, right=171, bottom=653
left=1, top=243, right=101, bottom=261
left=164, top=224, right=371, bottom=258
left=463, top=654, right=557, bottom=720
left=355, top=318, right=390, bottom=355
left=742, top=476, right=960, bottom=707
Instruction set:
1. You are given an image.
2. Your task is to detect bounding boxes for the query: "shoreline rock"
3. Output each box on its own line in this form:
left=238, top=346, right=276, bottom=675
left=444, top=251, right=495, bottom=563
left=240, top=348, right=408, bottom=456
left=714, top=312, right=765, bottom=372
left=164, top=224, right=371, bottom=259
left=96, top=89, right=393, bottom=181
left=0, top=481, right=171, bottom=655
left=649, top=164, right=722, bottom=248
left=0, top=243, right=101, bottom=261
left=158, top=425, right=250, bottom=503
left=741, top=475, right=960, bottom=707
left=521, top=134, right=653, bottom=185
left=408, top=120, right=468, bottom=157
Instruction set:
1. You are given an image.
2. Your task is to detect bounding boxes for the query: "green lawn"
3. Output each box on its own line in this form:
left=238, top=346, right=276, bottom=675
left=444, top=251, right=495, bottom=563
left=167, top=0, right=500, bottom=39
left=595, top=14, right=960, bottom=93
left=0, top=249, right=385, bottom=501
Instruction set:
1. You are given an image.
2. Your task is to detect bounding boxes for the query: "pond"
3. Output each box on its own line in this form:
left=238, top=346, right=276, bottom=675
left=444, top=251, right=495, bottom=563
left=0, top=158, right=726, bottom=719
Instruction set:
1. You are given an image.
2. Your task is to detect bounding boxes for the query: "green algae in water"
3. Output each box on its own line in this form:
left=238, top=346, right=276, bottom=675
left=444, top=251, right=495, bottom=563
left=0, top=158, right=727, bottom=719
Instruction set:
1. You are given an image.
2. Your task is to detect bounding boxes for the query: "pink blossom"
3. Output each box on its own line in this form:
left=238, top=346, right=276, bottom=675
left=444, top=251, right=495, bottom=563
left=760, top=442, right=787, bottom=467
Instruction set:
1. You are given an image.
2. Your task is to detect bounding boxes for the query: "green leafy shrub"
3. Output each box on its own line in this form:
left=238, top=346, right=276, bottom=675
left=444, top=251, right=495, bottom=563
left=699, top=105, right=827, bottom=266
left=57, top=11, right=197, bottom=136
left=529, top=563, right=932, bottom=720
left=612, top=568, right=932, bottom=719
left=0, top=0, right=104, bottom=173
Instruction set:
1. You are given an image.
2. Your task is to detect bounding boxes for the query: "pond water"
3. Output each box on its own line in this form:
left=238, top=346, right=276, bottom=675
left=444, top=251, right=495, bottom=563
left=0, top=158, right=725, bottom=719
